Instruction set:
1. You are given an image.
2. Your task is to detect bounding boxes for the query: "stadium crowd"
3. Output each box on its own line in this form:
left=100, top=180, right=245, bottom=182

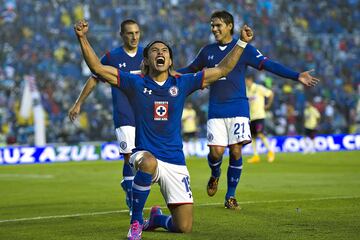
left=0, top=0, right=359, bottom=145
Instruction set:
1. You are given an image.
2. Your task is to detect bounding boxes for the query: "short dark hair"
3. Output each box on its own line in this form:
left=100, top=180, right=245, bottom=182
left=211, top=10, right=234, bottom=35
left=120, top=19, right=138, bottom=34
left=143, top=40, right=173, bottom=60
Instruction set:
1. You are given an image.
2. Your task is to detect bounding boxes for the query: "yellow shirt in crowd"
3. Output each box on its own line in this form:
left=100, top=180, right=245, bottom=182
left=304, top=105, right=320, bottom=130
left=182, top=108, right=197, bottom=133
left=246, top=83, right=273, bottom=120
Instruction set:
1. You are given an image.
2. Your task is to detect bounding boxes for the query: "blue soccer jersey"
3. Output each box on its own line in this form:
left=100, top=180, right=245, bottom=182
left=179, top=40, right=267, bottom=119
left=100, top=46, right=143, bottom=128
left=116, top=71, right=204, bottom=165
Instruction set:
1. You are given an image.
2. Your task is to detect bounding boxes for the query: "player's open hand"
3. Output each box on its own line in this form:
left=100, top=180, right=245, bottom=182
left=68, top=103, right=81, bottom=122
left=241, top=24, right=253, bottom=43
left=298, top=69, right=320, bottom=87
left=74, top=20, right=89, bottom=37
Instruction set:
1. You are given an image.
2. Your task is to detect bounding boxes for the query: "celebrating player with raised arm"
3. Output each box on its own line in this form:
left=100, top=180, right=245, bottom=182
left=69, top=19, right=143, bottom=215
left=74, top=19, right=252, bottom=240
left=178, top=10, right=320, bottom=210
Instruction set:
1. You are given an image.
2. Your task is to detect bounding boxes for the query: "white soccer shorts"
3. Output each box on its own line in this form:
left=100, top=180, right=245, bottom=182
left=115, top=126, right=135, bottom=154
left=207, top=117, right=252, bottom=146
left=129, top=151, right=193, bottom=205
left=153, top=160, right=193, bottom=205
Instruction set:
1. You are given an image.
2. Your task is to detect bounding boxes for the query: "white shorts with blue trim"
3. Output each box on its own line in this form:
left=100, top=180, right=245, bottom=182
left=207, top=117, right=252, bottom=146
left=115, top=126, right=135, bottom=154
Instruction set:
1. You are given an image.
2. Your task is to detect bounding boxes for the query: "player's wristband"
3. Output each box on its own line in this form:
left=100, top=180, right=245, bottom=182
left=236, top=39, right=248, bottom=48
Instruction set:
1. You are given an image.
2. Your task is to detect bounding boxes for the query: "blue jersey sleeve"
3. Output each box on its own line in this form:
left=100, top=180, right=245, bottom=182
left=179, top=71, right=205, bottom=95
left=243, top=44, right=299, bottom=81
left=117, top=69, right=138, bottom=93
left=177, top=47, right=206, bottom=74
left=242, top=44, right=267, bottom=69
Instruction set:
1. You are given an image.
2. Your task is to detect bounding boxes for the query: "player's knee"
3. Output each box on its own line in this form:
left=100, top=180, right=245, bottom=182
left=229, top=146, right=242, bottom=159
left=130, top=151, right=157, bottom=173
left=209, top=147, right=225, bottom=160
left=138, top=152, right=157, bottom=172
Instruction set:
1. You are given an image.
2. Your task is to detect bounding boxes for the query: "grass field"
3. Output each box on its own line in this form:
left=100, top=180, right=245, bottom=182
left=1, top=151, right=360, bottom=240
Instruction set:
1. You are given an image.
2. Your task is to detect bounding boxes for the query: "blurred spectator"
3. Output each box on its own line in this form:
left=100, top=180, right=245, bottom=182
left=0, top=0, right=358, bottom=145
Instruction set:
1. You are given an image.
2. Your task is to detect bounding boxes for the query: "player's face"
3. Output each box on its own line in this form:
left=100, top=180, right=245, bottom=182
left=121, top=23, right=140, bottom=50
left=211, top=18, right=233, bottom=44
left=146, top=42, right=172, bottom=73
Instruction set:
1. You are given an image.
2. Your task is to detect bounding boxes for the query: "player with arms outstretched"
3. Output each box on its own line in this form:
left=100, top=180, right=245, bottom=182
left=178, top=10, right=319, bottom=210
left=74, top=19, right=254, bottom=240
left=69, top=19, right=143, bottom=214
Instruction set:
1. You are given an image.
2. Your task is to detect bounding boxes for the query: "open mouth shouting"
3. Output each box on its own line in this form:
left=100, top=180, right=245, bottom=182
left=156, top=56, right=165, bottom=66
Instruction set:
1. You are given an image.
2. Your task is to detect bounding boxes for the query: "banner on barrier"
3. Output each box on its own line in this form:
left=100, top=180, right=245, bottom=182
left=0, top=134, right=359, bottom=165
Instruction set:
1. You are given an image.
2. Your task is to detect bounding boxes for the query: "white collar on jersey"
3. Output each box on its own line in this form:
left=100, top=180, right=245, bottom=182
left=219, top=45, right=228, bottom=51
left=154, top=80, right=166, bottom=86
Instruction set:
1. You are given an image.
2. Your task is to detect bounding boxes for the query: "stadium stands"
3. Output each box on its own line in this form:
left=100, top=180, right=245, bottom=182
left=0, top=0, right=359, bottom=145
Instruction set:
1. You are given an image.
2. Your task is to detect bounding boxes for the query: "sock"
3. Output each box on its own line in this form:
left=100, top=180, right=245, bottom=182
left=251, top=139, right=258, bottom=155
left=131, top=171, right=152, bottom=224
left=207, top=154, right=223, bottom=178
left=226, top=157, right=243, bottom=200
left=122, top=163, right=134, bottom=206
left=153, top=215, right=177, bottom=232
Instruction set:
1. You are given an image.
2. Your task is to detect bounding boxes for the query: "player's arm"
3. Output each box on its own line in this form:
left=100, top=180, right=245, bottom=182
left=261, top=59, right=319, bottom=87
left=202, top=25, right=253, bottom=87
left=68, top=76, right=99, bottom=122
left=74, top=20, right=118, bottom=85
left=265, top=90, right=274, bottom=110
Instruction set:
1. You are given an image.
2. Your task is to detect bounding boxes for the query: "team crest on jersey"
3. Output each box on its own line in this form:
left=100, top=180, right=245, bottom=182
left=154, top=101, right=168, bottom=121
left=169, top=86, right=179, bottom=97
left=207, top=133, right=214, bottom=142
left=120, top=141, right=127, bottom=150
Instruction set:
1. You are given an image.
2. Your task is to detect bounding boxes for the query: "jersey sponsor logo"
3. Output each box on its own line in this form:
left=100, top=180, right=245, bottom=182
left=169, top=86, right=179, bottom=97
left=208, top=55, right=214, bottom=60
left=119, top=62, right=127, bottom=68
left=143, top=88, right=152, bottom=95
left=154, top=101, right=168, bottom=121
left=120, top=141, right=127, bottom=150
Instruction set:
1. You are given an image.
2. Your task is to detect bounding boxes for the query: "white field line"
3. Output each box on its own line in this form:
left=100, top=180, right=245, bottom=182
left=0, top=195, right=358, bottom=224
left=0, top=174, right=54, bottom=179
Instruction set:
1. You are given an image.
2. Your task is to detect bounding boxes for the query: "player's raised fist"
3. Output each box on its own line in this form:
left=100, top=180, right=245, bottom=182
left=74, top=20, right=89, bottom=37
left=241, top=24, right=253, bottom=43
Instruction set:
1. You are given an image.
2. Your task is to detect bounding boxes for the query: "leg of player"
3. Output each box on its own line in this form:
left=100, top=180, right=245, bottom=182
left=143, top=204, right=193, bottom=233
left=117, top=126, right=136, bottom=215
left=226, top=144, right=243, bottom=210
left=248, top=136, right=260, bottom=163
left=127, top=151, right=157, bottom=240
left=207, top=146, right=225, bottom=196
left=258, top=133, right=275, bottom=163
left=121, top=153, right=134, bottom=214
left=248, top=121, right=260, bottom=163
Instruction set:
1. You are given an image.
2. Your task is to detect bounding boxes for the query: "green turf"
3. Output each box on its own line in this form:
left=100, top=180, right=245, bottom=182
left=1, top=151, right=359, bottom=240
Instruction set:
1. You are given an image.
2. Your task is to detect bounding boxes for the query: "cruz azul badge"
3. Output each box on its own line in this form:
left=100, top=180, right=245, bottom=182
left=154, top=101, right=168, bottom=121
